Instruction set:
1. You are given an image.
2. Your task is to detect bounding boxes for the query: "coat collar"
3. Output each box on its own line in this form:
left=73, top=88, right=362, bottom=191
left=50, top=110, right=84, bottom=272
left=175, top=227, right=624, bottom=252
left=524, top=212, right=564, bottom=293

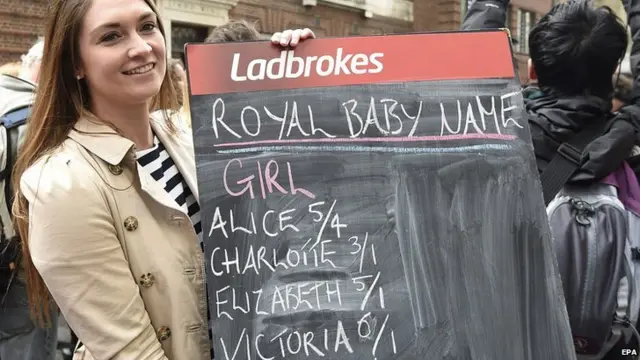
left=68, top=116, right=133, bottom=166
left=67, top=113, right=199, bottom=202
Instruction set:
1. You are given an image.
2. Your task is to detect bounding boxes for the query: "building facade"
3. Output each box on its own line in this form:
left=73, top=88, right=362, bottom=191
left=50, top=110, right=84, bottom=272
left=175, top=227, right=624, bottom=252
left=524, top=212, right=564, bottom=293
left=157, top=0, right=415, bottom=64
left=0, top=0, right=557, bottom=84
left=0, top=0, right=47, bottom=65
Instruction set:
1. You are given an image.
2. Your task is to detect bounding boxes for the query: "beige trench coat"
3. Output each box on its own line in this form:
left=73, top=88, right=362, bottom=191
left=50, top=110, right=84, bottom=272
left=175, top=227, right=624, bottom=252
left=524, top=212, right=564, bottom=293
left=20, top=115, right=209, bottom=360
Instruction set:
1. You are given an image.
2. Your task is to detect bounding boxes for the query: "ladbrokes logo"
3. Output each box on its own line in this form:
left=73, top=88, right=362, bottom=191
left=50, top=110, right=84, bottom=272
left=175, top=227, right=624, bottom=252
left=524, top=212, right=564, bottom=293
left=230, top=47, right=384, bottom=81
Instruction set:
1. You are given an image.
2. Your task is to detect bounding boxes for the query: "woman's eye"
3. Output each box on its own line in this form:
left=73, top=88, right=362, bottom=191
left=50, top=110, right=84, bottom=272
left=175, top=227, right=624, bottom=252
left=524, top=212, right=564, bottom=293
left=141, top=23, right=156, bottom=32
left=101, top=33, right=119, bottom=43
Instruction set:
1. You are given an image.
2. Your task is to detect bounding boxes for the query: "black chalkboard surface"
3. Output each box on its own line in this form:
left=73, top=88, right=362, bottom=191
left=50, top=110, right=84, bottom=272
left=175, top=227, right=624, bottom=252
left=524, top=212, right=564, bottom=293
left=185, top=31, right=576, bottom=360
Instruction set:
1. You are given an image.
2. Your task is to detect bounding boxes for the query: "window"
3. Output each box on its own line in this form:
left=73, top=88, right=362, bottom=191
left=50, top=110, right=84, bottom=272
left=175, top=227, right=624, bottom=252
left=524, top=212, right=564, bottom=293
left=351, top=23, right=360, bottom=35
left=516, top=9, right=534, bottom=53
left=171, top=22, right=210, bottom=63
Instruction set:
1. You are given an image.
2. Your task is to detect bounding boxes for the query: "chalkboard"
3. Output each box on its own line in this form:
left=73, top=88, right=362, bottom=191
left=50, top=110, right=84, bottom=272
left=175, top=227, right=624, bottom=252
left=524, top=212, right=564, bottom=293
left=185, top=31, right=576, bottom=360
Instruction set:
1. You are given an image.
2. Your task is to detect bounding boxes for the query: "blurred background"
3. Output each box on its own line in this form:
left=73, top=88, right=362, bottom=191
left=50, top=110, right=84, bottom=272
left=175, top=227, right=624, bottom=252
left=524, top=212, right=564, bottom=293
left=2, top=0, right=625, bottom=85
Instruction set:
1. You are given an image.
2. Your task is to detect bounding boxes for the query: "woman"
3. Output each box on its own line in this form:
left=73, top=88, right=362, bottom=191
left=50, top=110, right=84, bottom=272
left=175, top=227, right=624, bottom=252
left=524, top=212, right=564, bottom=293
left=11, top=0, right=313, bottom=359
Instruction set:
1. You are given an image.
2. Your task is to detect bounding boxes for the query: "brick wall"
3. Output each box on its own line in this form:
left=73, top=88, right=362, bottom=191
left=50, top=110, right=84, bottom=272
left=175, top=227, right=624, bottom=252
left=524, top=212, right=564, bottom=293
left=0, top=0, right=47, bottom=65
left=413, top=0, right=460, bottom=31
left=230, top=0, right=412, bottom=37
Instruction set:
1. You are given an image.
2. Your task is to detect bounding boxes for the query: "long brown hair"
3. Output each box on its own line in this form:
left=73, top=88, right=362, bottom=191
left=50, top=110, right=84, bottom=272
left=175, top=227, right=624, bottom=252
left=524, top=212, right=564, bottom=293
left=11, top=0, right=178, bottom=325
left=181, top=73, right=192, bottom=128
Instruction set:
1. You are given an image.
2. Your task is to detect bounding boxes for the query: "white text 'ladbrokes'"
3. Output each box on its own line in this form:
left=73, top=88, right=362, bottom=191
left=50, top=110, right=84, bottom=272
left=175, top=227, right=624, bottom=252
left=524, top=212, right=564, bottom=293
left=230, top=48, right=385, bottom=81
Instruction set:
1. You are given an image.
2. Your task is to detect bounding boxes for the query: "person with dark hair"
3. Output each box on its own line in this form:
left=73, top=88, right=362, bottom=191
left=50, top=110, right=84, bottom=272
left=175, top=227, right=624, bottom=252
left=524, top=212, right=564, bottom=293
left=463, top=0, right=640, bottom=183
left=464, top=1, right=640, bottom=358
left=529, top=1, right=628, bottom=98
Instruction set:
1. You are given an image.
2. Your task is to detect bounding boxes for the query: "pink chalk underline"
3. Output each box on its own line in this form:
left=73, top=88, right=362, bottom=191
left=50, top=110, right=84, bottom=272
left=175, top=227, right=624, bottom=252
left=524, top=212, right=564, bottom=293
left=213, top=134, right=518, bottom=148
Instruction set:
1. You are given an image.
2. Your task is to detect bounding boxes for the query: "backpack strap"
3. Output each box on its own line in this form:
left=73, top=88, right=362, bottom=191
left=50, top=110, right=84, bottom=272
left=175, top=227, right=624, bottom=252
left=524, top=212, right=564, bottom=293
left=0, top=105, right=30, bottom=184
left=0, top=106, right=30, bottom=129
left=540, top=123, right=607, bottom=206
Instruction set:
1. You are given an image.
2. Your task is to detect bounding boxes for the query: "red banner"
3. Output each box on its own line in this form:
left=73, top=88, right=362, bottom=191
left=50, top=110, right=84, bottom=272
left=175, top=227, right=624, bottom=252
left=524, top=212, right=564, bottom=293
left=186, top=31, right=515, bottom=95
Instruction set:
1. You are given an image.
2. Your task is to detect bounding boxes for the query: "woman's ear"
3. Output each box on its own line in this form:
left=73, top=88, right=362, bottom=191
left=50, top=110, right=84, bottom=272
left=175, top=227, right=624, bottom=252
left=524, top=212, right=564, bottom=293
left=76, top=64, right=85, bottom=80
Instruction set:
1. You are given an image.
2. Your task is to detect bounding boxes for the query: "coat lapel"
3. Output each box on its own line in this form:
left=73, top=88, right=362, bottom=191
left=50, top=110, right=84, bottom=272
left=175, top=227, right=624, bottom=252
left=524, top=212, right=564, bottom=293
left=69, top=117, right=132, bottom=165
left=151, top=114, right=200, bottom=203
left=136, top=162, right=186, bottom=215
left=68, top=115, right=195, bottom=215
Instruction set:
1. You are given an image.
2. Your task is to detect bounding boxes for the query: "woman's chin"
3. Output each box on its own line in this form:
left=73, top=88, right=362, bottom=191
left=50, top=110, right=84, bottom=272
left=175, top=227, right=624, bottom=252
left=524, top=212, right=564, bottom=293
left=122, top=86, right=162, bottom=105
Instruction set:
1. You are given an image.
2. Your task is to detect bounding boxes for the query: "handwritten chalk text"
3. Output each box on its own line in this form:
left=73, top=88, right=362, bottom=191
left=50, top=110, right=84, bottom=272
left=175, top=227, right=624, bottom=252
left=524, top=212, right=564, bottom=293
left=215, top=280, right=344, bottom=320
left=223, top=158, right=315, bottom=200
left=210, top=93, right=523, bottom=144
left=220, top=321, right=355, bottom=360
left=210, top=243, right=337, bottom=276
left=208, top=201, right=346, bottom=239
left=440, top=92, right=522, bottom=136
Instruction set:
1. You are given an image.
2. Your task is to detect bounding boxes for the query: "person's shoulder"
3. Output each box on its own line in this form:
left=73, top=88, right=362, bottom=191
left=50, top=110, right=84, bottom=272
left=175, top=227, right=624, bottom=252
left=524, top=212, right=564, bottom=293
left=0, top=76, right=36, bottom=117
left=20, top=141, right=105, bottom=203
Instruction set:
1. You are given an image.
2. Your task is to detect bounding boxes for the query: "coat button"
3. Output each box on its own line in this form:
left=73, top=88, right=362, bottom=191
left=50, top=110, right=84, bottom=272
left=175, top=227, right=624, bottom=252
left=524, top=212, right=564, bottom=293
left=124, top=216, right=138, bottom=231
left=108, top=163, right=123, bottom=175
left=139, top=273, right=155, bottom=288
left=157, top=326, right=171, bottom=341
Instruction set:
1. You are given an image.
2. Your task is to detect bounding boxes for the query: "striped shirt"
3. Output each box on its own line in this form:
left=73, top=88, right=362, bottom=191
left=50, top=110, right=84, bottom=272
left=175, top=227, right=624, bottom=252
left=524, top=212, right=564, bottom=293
left=136, top=135, right=214, bottom=359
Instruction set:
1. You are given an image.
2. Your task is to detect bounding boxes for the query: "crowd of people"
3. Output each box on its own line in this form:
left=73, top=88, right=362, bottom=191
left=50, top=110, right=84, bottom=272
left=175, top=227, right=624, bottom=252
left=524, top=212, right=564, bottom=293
left=0, top=0, right=639, bottom=359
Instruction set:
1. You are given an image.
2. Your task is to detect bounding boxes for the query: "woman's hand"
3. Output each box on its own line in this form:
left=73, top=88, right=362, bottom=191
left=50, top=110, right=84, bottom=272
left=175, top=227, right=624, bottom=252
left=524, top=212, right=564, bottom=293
left=271, top=28, right=316, bottom=48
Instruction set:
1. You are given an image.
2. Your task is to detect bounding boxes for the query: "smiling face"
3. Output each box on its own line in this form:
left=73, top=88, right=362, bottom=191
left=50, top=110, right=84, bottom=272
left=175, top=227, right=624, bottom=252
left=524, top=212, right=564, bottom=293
left=77, top=0, right=166, bottom=108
